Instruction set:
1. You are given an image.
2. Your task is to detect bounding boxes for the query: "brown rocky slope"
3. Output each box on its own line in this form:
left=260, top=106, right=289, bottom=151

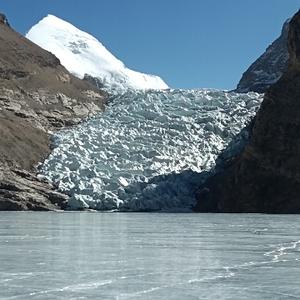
left=195, top=10, right=300, bottom=213
left=0, top=14, right=107, bottom=210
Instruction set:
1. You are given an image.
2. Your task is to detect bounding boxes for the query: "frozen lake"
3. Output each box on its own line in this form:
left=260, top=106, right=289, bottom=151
left=0, top=213, right=300, bottom=299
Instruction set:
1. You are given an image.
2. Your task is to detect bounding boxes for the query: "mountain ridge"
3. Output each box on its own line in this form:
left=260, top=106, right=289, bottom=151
left=236, top=19, right=290, bottom=93
left=196, top=9, right=300, bottom=213
left=0, top=13, right=106, bottom=210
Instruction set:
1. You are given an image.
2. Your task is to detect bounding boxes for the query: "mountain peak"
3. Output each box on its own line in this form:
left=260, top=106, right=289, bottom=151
left=35, top=14, right=88, bottom=36
left=26, top=15, right=169, bottom=91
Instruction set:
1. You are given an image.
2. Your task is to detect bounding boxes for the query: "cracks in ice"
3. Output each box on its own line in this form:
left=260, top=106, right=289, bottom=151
left=39, top=89, right=263, bottom=211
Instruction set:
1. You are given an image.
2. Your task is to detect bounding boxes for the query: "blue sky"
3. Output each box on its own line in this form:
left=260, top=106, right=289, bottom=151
left=1, top=0, right=299, bottom=89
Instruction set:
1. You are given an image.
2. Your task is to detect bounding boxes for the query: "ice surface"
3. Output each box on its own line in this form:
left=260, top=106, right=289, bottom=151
left=1, top=213, right=300, bottom=299
left=39, top=89, right=263, bottom=211
left=26, top=15, right=169, bottom=91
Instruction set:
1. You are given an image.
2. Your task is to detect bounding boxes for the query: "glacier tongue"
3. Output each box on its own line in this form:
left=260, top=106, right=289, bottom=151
left=39, top=89, right=263, bottom=211
left=26, top=14, right=169, bottom=91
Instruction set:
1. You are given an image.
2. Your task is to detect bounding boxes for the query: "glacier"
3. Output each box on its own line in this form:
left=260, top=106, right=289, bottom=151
left=26, top=15, right=169, bottom=91
left=26, top=14, right=263, bottom=211
left=38, top=89, right=263, bottom=211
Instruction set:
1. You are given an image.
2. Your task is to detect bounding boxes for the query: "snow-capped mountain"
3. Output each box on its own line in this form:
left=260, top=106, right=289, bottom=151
left=26, top=15, right=169, bottom=91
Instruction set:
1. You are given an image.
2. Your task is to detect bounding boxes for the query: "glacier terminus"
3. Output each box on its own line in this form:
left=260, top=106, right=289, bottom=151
left=38, top=89, right=262, bottom=211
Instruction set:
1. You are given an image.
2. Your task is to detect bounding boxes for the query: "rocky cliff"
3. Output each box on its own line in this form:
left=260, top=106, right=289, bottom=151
left=195, top=10, right=300, bottom=213
left=236, top=19, right=290, bottom=93
left=0, top=14, right=106, bottom=210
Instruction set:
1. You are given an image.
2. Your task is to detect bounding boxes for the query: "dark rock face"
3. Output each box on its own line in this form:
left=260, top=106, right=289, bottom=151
left=0, top=13, right=10, bottom=27
left=0, top=169, right=68, bottom=211
left=195, top=10, right=300, bottom=213
left=0, top=14, right=107, bottom=211
left=83, top=74, right=105, bottom=90
left=236, top=19, right=290, bottom=93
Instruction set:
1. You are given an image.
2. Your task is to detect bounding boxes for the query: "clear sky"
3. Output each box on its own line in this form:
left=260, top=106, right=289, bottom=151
left=1, top=0, right=299, bottom=89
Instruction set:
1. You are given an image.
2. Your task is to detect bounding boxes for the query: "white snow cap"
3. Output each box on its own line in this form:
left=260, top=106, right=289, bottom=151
left=26, top=14, right=169, bottom=90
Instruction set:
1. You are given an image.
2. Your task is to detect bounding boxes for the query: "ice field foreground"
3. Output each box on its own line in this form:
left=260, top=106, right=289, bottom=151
left=39, top=89, right=263, bottom=211
left=1, top=213, right=300, bottom=299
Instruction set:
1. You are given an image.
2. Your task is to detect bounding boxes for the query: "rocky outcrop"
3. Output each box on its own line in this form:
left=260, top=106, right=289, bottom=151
left=0, top=13, right=107, bottom=210
left=236, top=19, right=290, bottom=93
left=0, top=13, right=10, bottom=27
left=83, top=74, right=105, bottom=90
left=0, top=169, right=68, bottom=210
left=195, top=10, right=300, bottom=213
